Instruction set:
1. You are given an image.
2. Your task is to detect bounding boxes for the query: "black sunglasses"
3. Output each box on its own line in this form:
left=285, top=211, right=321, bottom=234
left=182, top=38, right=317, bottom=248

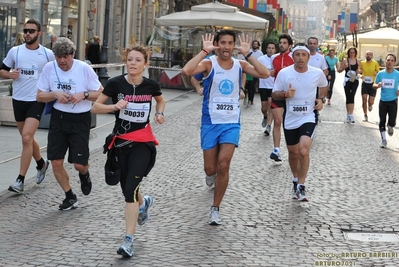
left=23, top=29, right=38, bottom=34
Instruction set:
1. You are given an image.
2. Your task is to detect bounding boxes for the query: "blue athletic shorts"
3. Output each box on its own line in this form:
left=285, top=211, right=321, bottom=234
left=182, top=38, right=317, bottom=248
left=200, top=124, right=241, bottom=150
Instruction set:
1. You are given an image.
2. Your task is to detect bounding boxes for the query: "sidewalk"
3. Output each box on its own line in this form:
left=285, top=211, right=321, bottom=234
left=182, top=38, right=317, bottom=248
left=1, top=72, right=399, bottom=266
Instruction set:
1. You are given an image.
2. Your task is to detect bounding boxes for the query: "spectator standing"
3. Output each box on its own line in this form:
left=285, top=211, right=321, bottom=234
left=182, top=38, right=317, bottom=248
left=87, top=35, right=101, bottom=72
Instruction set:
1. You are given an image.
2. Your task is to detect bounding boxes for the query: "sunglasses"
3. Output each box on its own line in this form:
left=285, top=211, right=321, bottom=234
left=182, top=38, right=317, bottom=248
left=23, top=29, right=38, bottom=34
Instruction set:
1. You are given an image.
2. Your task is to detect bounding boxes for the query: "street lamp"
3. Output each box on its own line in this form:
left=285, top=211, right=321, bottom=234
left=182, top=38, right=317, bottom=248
left=98, top=0, right=110, bottom=86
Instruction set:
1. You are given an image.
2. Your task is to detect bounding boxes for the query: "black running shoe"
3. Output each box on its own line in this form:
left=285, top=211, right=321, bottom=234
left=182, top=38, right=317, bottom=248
left=79, top=170, right=92, bottom=195
left=59, top=195, right=78, bottom=210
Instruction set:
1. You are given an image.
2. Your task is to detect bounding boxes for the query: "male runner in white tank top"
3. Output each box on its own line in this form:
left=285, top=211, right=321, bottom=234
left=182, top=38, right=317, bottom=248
left=183, top=30, right=269, bottom=225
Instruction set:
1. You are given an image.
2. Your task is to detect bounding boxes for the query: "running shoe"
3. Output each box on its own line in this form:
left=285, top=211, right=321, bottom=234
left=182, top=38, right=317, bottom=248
left=346, top=114, right=351, bottom=123
left=270, top=149, right=282, bottom=162
left=364, top=115, right=368, bottom=122
left=8, top=179, right=24, bottom=194
left=138, top=195, right=154, bottom=226
left=264, top=125, right=271, bottom=136
left=368, top=105, right=373, bottom=112
left=209, top=206, right=221, bottom=225
left=381, top=139, right=387, bottom=148
left=117, top=234, right=134, bottom=257
left=388, top=126, right=394, bottom=136
left=59, top=194, right=78, bottom=210
left=36, top=159, right=50, bottom=184
left=205, top=174, right=216, bottom=187
left=261, top=118, right=267, bottom=128
left=349, top=114, right=355, bottom=123
left=291, top=181, right=298, bottom=199
left=79, top=170, right=92, bottom=196
left=297, top=185, right=308, bottom=202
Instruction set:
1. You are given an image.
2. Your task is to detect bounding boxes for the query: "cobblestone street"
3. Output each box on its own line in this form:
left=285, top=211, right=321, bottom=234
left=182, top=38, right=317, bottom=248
left=1, top=72, right=399, bottom=266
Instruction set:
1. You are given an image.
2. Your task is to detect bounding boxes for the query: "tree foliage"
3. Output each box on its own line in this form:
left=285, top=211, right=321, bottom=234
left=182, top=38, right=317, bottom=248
left=262, top=30, right=280, bottom=54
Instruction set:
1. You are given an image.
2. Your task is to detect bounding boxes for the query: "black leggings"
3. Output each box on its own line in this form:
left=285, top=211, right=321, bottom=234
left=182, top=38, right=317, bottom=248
left=245, top=80, right=255, bottom=103
left=117, top=142, right=156, bottom=202
left=379, top=100, right=398, bottom=132
left=344, top=80, right=359, bottom=104
left=328, top=70, right=336, bottom=100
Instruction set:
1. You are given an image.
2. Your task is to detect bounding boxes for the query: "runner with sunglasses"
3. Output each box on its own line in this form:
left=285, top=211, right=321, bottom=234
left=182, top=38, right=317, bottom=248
left=0, top=19, right=55, bottom=194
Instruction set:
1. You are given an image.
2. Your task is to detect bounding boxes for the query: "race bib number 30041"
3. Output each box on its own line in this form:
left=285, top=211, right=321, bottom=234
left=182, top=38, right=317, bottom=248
left=288, top=100, right=312, bottom=116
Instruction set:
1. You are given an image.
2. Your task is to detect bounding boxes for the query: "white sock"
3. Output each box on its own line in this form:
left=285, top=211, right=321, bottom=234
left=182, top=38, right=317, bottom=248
left=293, top=177, right=298, bottom=182
left=274, top=147, right=280, bottom=152
left=381, top=131, right=386, bottom=140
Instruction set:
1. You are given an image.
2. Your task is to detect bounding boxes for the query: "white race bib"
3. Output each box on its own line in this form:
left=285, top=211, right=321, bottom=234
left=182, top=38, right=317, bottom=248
left=212, top=97, right=239, bottom=117
left=363, top=76, right=373, bottom=83
left=382, top=78, right=395, bottom=89
left=288, top=100, right=312, bottom=116
left=20, top=64, right=39, bottom=80
left=119, top=102, right=150, bottom=123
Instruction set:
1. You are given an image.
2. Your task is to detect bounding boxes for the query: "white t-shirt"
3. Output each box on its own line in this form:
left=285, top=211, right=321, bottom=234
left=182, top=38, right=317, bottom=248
left=273, top=65, right=328, bottom=129
left=2, top=44, right=55, bottom=101
left=308, top=53, right=328, bottom=71
left=37, top=59, right=101, bottom=113
left=250, top=49, right=263, bottom=59
left=258, top=54, right=274, bottom=89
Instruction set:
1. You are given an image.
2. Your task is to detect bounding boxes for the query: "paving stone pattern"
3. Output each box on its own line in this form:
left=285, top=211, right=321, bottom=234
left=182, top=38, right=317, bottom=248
left=1, top=73, right=399, bottom=266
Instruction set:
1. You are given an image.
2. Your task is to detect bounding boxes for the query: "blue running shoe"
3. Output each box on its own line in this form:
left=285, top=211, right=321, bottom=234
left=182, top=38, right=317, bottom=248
left=138, top=195, right=154, bottom=226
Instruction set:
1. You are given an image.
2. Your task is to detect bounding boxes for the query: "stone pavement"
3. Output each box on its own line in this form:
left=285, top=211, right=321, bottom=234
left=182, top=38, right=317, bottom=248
left=1, top=72, right=399, bottom=267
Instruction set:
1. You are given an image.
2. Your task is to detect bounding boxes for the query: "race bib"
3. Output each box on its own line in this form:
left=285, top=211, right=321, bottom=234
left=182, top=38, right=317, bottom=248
left=288, top=100, right=312, bottom=116
left=20, top=64, right=39, bottom=79
left=382, top=78, right=395, bottom=89
left=212, top=97, right=239, bottom=116
left=363, top=76, right=373, bottom=83
left=119, top=102, right=150, bottom=123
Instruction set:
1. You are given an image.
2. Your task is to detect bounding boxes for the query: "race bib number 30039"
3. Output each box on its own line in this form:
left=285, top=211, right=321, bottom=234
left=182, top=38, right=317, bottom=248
left=119, top=102, right=150, bottom=123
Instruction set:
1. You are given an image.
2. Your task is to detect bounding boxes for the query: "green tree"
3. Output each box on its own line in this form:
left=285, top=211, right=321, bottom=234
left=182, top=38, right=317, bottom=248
left=262, top=30, right=280, bottom=54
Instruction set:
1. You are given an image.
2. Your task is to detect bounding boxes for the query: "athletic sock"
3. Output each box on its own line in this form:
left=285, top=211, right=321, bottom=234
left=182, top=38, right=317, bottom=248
left=293, top=177, right=298, bottom=183
left=36, top=158, right=45, bottom=170
left=274, top=147, right=280, bottom=153
left=297, top=184, right=304, bottom=190
left=381, top=131, right=386, bottom=140
left=65, top=189, right=74, bottom=199
left=17, top=174, right=25, bottom=182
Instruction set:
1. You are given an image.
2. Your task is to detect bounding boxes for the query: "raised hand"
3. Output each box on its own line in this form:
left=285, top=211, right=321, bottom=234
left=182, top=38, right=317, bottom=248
left=202, top=33, right=217, bottom=53
left=236, top=34, right=252, bottom=56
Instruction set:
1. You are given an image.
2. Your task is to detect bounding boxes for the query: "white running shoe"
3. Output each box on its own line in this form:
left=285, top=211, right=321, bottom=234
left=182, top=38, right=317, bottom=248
left=8, top=179, right=24, bottom=194
left=368, top=105, right=373, bottom=112
left=270, top=149, right=282, bottom=162
left=36, top=159, right=50, bottom=184
left=209, top=206, right=222, bottom=225
left=297, top=185, right=308, bottom=202
left=381, top=139, right=387, bottom=148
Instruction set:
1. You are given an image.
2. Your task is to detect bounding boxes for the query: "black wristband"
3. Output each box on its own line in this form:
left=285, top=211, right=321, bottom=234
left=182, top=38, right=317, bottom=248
left=245, top=52, right=253, bottom=60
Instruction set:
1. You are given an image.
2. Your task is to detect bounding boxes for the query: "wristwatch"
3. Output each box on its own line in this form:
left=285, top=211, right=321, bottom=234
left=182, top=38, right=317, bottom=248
left=84, top=91, right=89, bottom=99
